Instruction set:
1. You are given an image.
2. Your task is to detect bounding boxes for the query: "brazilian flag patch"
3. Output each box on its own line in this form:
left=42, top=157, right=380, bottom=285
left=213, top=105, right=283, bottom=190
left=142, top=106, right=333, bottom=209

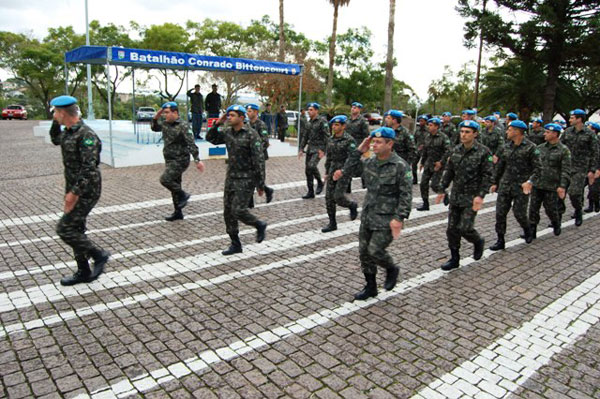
left=83, top=138, right=95, bottom=146
left=405, top=171, right=412, bottom=179
left=488, top=155, right=493, bottom=162
left=255, top=141, right=262, bottom=148
left=350, top=143, right=356, bottom=149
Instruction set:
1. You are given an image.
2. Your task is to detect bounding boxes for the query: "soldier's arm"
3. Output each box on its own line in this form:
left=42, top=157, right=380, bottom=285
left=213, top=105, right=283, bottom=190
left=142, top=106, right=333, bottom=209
left=205, top=124, right=226, bottom=145
left=319, top=121, right=330, bottom=151
left=324, top=139, right=332, bottom=173
left=394, top=162, right=413, bottom=222
left=71, top=131, right=100, bottom=196
left=528, top=146, right=543, bottom=184
left=150, top=118, right=162, bottom=132
left=407, top=133, right=417, bottom=163
left=341, top=149, right=363, bottom=178
left=250, top=133, right=266, bottom=189
left=440, top=136, right=452, bottom=167
left=479, top=149, right=493, bottom=198
left=491, top=146, right=506, bottom=185
left=561, top=148, right=572, bottom=188
left=361, top=120, right=370, bottom=140
left=299, top=122, right=308, bottom=151
left=590, top=134, right=599, bottom=173
left=182, top=123, right=200, bottom=162
left=49, top=120, right=63, bottom=145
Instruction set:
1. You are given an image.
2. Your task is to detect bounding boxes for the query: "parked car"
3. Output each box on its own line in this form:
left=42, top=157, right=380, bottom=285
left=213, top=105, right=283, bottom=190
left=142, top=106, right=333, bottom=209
left=1, top=104, right=27, bottom=120
left=286, top=110, right=299, bottom=126
left=363, top=112, right=382, bottom=125
left=136, top=107, right=156, bottom=121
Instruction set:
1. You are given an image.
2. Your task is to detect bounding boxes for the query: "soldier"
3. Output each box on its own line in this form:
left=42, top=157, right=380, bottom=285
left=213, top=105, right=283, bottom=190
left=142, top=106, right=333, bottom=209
left=413, top=115, right=429, bottom=185
left=461, top=109, right=477, bottom=121
left=151, top=102, right=204, bottom=221
left=528, top=118, right=545, bottom=146
left=206, top=105, right=267, bottom=255
left=441, top=111, right=458, bottom=145
left=489, top=120, right=542, bottom=250
left=505, top=112, right=518, bottom=137
left=260, top=103, right=274, bottom=137
left=417, top=118, right=451, bottom=211
left=186, top=84, right=204, bottom=140
left=435, top=120, right=492, bottom=271
left=49, top=95, right=110, bottom=286
left=246, top=103, right=274, bottom=206
left=298, top=102, right=329, bottom=199
left=345, top=102, right=370, bottom=191
left=494, top=111, right=505, bottom=129
left=529, top=123, right=571, bottom=237
left=333, top=127, right=412, bottom=300
left=480, top=115, right=505, bottom=163
left=561, top=109, right=599, bottom=226
left=384, top=110, right=416, bottom=172
left=204, top=84, right=222, bottom=118
left=276, top=105, right=288, bottom=142
left=321, top=115, right=359, bottom=232
left=585, top=122, right=600, bottom=213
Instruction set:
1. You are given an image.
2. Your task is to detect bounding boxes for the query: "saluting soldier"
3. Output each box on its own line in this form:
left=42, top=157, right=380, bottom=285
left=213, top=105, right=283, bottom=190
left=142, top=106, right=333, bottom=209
left=435, top=120, right=492, bottom=271
left=490, top=120, right=542, bottom=250
left=246, top=103, right=274, bottom=206
left=480, top=115, right=505, bottom=163
left=440, top=111, right=458, bottom=145
left=413, top=115, right=429, bottom=185
left=334, top=127, right=412, bottom=301
left=49, top=95, right=110, bottom=286
left=527, top=118, right=545, bottom=146
left=321, top=115, right=359, bottom=233
left=151, top=102, right=204, bottom=221
left=561, top=109, right=599, bottom=226
left=206, top=105, right=267, bottom=255
left=417, top=118, right=451, bottom=211
left=529, top=123, right=571, bottom=237
left=585, top=122, right=600, bottom=213
left=384, top=110, right=416, bottom=169
left=298, top=102, right=329, bottom=199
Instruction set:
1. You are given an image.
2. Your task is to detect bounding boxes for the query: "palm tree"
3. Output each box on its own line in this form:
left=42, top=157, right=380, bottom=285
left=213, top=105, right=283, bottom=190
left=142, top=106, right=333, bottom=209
left=278, top=0, right=285, bottom=62
left=383, top=0, right=395, bottom=111
left=326, top=0, right=351, bottom=106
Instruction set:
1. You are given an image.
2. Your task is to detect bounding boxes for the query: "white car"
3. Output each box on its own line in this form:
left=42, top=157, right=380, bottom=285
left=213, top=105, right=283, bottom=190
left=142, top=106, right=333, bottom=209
left=286, top=110, right=299, bottom=126
left=136, top=107, right=156, bottom=122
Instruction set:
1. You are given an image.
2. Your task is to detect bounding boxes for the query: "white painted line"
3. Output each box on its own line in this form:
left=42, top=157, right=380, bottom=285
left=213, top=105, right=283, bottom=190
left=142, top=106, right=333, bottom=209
left=76, top=211, right=597, bottom=399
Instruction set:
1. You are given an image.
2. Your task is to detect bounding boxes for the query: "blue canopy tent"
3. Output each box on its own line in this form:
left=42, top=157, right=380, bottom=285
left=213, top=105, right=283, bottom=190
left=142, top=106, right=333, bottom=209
left=64, top=45, right=304, bottom=166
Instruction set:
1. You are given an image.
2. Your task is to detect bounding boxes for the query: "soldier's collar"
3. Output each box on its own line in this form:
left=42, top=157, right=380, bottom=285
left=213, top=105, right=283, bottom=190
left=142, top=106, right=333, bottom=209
left=66, top=120, right=84, bottom=133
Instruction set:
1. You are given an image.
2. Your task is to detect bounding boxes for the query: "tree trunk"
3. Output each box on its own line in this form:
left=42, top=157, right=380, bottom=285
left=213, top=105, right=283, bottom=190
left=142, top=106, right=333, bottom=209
left=278, top=0, right=285, bottom=62
left=326, top=4, right=339, bottom=107
left=383, top=0, right=396, bottom=111
left=474, top=0, right=487, bottom=110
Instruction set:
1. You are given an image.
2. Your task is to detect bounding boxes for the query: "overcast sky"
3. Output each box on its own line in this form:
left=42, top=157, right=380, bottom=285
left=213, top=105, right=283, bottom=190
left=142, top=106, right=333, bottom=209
left=0, top=0, right=483, bottom=99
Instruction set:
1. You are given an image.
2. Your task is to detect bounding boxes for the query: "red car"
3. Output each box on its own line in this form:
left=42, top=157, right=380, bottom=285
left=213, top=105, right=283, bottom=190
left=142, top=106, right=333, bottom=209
left=2, top=105, right=28, bottom=120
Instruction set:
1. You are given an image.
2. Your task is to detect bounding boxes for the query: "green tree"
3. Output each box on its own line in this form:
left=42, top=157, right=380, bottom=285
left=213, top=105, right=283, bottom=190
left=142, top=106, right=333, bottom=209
left=326, top=0, right=351, bottom=106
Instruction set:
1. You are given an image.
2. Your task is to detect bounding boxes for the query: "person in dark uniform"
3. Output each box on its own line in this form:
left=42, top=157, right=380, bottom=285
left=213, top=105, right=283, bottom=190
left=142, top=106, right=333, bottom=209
left=299, top=102, right=329, bottom=199
left=151, top=102, right=204, bottom=221
left=385, top=110, right=416, bottom=170
left=528, top=118, right=545, bottom=146
left=441, top=111, right=458, bottom=145
left=49, top=95, right=110, bottom=286
left=480, top=115, right=505, bottom=163
left=417, top=117, right=451, bottom=211
left=204, top=84, right=222, bottom=118
left=186, top=84, right=204, bottom=139
left=413, top=115, right=429, bottom=185
left=260, top=103, right=274, bottom=137
left=585, top=122, right=600, bottom=213
left=276, top=105, right=288, bottom=142
left=246, top=103, right=274, bottom=206
left=345, top=102, right=370, bottom=192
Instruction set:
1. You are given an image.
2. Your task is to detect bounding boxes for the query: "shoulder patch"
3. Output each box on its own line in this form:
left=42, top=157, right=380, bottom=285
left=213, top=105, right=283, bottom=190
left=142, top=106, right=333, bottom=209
left=83, top=138, right=95, bottom=146
left=534, top=149, right=540, bottom=155
left=405, top=170, right=412, bottom=179
left=350, top=142, right=356, bottom=149
left=255, top=141, right=262, bottom=148
left=262, top=130, right=268, bottom=136
left=488, top=155, right=493, bottom=162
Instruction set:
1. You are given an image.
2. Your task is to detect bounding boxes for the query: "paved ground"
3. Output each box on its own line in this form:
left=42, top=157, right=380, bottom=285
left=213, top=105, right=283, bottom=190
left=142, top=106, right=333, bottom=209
left=1, top=120, right=599, bottom=399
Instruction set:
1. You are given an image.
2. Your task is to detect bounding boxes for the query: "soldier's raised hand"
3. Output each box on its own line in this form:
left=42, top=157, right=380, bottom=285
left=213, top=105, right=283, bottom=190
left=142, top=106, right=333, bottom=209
left=390, top=219, right=403, bottom=240
left=357, top=136, right=372, bottom=153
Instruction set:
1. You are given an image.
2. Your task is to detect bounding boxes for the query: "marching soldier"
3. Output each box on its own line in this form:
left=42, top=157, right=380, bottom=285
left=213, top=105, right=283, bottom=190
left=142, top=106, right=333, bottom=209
left=528, top=118, right=545, bottom=146
left=435, top=120, right=492, bottom=271
left=441, top=112, right=458, bottom=145
left=413, top=115, right=429, bottom=184
left=529, top=123, right=571, bottom=237
left=384, top=110, right=416, bottom=171
left=461, top=109, right=477, bottom=121
left=206, top=105, right=267, bottom=255
left=49, top=95, right=110, bottom=286
left=246, top=103, right=274, bottom=206
left=345, top=102, right=370, bottom=192
left=417, top=118, right=451, bottom=211
left=321, top=115, right=359, bottom=232
left=333, top=127, right=412, bottom=300
left=151, top=102, right=204, bottom=221
left=585, top=122, right=600, bottom=213
left=480, top=115, right=505, bottom=163
left=490, top=120, right=542, bottom=250
left=299, top=102, right=329, bottom=199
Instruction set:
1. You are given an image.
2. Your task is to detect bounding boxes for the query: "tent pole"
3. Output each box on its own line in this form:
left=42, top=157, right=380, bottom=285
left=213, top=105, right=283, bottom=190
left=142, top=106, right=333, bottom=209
left=185, top=69, right=189, bottom=122
left=64, top=63, right=69, bottom=95
left=297, top=71, right=303, bottom=150
left=132, top=68, right=137, bottom=143
left=106, top=61, right=115, bottom=167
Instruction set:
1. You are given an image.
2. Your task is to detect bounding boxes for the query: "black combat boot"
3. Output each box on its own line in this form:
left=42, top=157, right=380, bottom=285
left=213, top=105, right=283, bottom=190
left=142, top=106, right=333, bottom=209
left=222, top=234, right=242, bottom=255
left=321, top=214, right=337, bottom=233
left=60, top=258, right=93, bottom=286
left=165, top=209, right=184, bottom=221
left=265, top=186, right=274, bottom=203
left=595, top=200, right=600, bottom=213
left=256, top=221, right=267, bottom=243
left=248, top=196, right=255, bottom=209
left=90, top=249, right=110, bottom=279
left=575, top=208, right=583, bottom=226
left=177, top=190, right=191, bottom=209
left=349, top=202, right=358, bottom=221
left=302, top=182, right=315, bottom=199
left=315, top=180, right=324, bottom=195
left=519, top=226, right=536, bottom=243
left=552, top=221, right=562, bottom=236
left=584, top=199, right=594, bottom=213
left=441, top=248, right=460, bottom=271
left=416, top=199, right=429, bottom=211
left=489, top=235, right=505, bottom=251
left=354, top=273, right=378, bottom=301
left=473, top=238, right=485, bottom=261
left=384, top=266, right=399, bottom=291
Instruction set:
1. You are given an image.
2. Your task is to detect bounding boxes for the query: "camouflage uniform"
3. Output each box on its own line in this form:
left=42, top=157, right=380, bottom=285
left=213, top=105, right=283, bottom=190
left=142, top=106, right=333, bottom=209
left=527, top=128, right=546, bottom=146
left=479, top=125, right=505, bottom=156
left=324, top=133, right=357, bottom=221
left=151, top=118, right=200, bottom=209
left=441, top=121, right=459, bottom=146
left=50, top=120, right=105, bottom=265
left=342, top=150, right=412, bottom=275
left=420, top=132, right=452, bottom=201
left=248, top=118, right=273, bottom=206
left=345, top=115, right=370, bottom=144
left=529, top=141, right=571, bottom=226
left=492, top=139, right=542, bottom=236
left=561, top=125, right=599, bottom=211
left=413, top=125, right=428, bottom=183
left=299, top=116, right=329, bottom=193
left=441, top=142, right=493, bottom=250
left=206, top=123, right=265, bottom=236
left=392, top=125, right=416, bottom=166
left=587, top=132, right=600, bottom=209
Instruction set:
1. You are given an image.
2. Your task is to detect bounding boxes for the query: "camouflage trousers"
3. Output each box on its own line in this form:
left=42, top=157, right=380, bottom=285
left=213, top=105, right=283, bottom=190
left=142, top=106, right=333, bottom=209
left=587, top=179, right=600, bottom=202
left=446, top=204, right=482, bottom=250
left=56, top=196, right=102, bottom=262
left=568, top=169, right=587, bottom=210
left=358, top=224, right=395, bottom=275
left=420, top=166, right=444, bottom=200
left=160, top=159, right=190, bottom=208
left=411, top=150, right=422, bottom=182
left=325, top=175, right=354, bottom=219
left=305, top=151, right=322, bottom=190
left=529, top=187, right=563, bottom=226
left=495, top=190, right=530, bottom=235
left=224, top=178, right=260, bottom=236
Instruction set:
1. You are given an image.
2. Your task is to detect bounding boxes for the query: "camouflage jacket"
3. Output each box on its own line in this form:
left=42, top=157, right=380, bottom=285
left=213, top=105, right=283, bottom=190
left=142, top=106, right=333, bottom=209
left=249, top=118, right=270, bottom=160
left=533, top=141, right=571, bottom=191
left=345, top=115, right=370, bottom=144
left=300, top=116, right=329, bottom=153
left=441, top=142, right=492, bottom=207
left=393, top=125, right=416, bottom=164
left=527, top=128, right=545, bottom=146
left=441, top=122, right=458, bottom=145
left=50, top=120, right=102, bottom=198
left=151, top=118, right=199, bottom=162
left=479, top=125, right=505, bottom=155
left=561, top=126, right=599, bottom=173
left=325, top=133, right=356, bottom=174
left=343, top=150, right=412, bottom=229
left=414, top=125, right=428, bottom=151
left=493, top=139, right=542, bottom=193
left=421, top=132, right=452, bottom=170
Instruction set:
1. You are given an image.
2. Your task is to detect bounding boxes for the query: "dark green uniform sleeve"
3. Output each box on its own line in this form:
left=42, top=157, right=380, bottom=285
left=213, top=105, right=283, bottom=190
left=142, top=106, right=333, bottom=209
left=206, top=124, right=226, bottom=145
left=560, top=147, right=572, bottom=189
left=72, top=131, right=100, bottom=196
left=492, top=145, right=506, bottom=185
left=394, top=162, right=413, bottom=222
left=250, top=132, right=266, bottom=189
left=150, top=118, right=162, bottom=132
left=590, top=134, right=599, bottom=173
left=528, top=145, right=543, bottom=184
left=50, top=120, right=63, bottom=145
left=324, top=137, right=332, bottom=173
left=360, top=119, right=370, bottom=141
left=441, top=151, right=455, bottom=191
left=479, top=149, right=493, bottom=198
left=299, top=127, right=308, bottom=151
left=341, top=149, right=363, bottom=179
left=181, top=123, right=200, bottom=162
left=441, top=135, right=452, bottom=168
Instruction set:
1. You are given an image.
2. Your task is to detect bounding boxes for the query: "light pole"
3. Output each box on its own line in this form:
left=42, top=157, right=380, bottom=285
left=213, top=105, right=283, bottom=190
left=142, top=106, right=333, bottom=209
left=85, top=0, right=95, bottom=120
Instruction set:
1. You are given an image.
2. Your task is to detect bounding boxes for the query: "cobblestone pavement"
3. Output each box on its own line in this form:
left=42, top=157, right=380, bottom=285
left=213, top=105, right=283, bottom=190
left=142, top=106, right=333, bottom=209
left=1, top=120, right=600, bottom=399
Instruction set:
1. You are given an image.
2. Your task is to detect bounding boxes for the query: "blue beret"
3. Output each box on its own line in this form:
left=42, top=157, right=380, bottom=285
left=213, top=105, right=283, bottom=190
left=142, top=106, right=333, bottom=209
left=506, top=112, right=518, bottom=120
left=306, top=102, right=320, bottom=110
left=245, top=103, right=260, bottom=111
left=370, top=127, right=395, bottom=139
left=509, top=120, right=528, bottom=130
left=458, top=120, right=480, bottom=131
left=351, top=102, right=363, bottom=108
left=387, top=110, right=404, bottom=119
left=484, top=115, right=497, bottom=122
left=544, top=123, right=562, bottom=132
left=226, top=104, right=246, bottom=115
left=532, top=118, right=543, bottom=124
left=461, top=109, right=476, bottom=115
left=50, top=95, right=78, bottom=108
left=161, top=101, right=178, bottom=109
left=493, top=111, right=501, bottom=115
left=417, top=114, right=429, bottom=121
left=442, top=112, right=452, bottom=117
left=427, top=117, right=441, bottom=125
left=589, top=122, right=600, bottom=132
left=329, top=115, right=348, bottom=124
left=570, top=108, right=586, bottom=116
